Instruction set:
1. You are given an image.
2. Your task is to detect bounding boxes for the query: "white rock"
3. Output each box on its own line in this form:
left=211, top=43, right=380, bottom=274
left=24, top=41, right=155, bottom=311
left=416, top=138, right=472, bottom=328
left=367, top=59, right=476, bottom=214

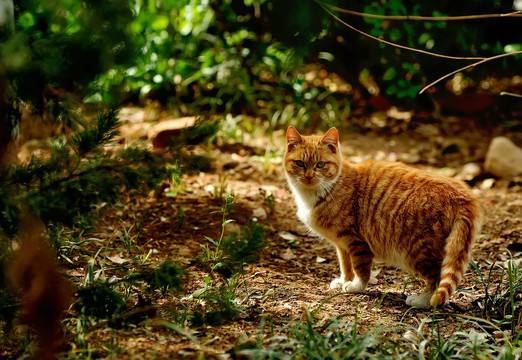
left=484, top=137, right=522, bottom=177
left=252, top=207, right=267, bottom=220
left=480, top=178, right=496, bottom=190
left=456, top=162, right=481, bottom=181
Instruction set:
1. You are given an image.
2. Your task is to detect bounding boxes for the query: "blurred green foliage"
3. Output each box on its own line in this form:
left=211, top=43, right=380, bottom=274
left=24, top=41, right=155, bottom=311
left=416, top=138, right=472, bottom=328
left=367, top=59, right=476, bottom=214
left=92, top=0, right=305, bottom=113
left=86, top=0, right=521, bottom=110
left=4, top=0, right=521, bottom=127
left=5, top=0, right=136, bottom=118
left=351, top=0, right=521, bottom=98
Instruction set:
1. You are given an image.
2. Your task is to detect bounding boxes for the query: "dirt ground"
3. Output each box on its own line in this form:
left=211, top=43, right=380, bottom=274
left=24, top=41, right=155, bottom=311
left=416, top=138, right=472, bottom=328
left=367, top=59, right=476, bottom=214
left=74, top=116, right=522, bottom=358
left=2, top=107, right=521, bottom=359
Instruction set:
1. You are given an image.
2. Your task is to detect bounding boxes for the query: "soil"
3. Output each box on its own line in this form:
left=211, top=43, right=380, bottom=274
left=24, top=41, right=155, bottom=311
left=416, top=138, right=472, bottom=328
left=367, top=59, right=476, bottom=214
left=2, top=109, right=522, bottom=359
left=89, top=117, right=522, bottom=357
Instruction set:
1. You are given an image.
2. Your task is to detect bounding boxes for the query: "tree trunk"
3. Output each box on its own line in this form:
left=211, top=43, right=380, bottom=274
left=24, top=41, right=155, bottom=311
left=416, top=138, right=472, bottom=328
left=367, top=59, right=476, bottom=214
left=0, top=0, right=14, bottom=163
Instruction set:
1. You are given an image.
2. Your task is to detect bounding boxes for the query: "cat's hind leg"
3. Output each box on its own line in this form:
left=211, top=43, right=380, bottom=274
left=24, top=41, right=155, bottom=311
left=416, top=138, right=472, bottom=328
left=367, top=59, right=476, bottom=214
left=406, top=280, right=437, bottom=309
left=406, top=291, right=432, bottom=309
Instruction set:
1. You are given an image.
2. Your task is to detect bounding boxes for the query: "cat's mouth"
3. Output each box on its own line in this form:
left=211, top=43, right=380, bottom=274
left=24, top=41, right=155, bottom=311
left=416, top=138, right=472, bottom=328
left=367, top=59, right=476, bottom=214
left=299, top=177, right=319, bottom=187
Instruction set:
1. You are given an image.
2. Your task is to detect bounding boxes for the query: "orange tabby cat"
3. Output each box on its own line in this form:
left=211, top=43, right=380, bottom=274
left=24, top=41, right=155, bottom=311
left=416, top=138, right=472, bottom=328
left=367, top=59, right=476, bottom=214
left=284, top=126, right=482, bottom=308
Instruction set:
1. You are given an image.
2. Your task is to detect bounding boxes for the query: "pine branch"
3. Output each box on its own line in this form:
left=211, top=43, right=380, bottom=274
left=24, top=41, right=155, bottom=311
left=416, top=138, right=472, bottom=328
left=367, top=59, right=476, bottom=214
left=72, top=107, right=120, bottom=156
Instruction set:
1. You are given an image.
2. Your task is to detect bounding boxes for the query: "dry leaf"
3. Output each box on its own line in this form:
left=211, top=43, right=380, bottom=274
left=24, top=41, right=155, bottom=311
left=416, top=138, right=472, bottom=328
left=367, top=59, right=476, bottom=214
left=316, top=256, right=327, bottom=263
left=281, top=248, right=296, bottom=261
left=278, top=231, right=297, bottom=241
left=107, top=253, right=129, bottom=264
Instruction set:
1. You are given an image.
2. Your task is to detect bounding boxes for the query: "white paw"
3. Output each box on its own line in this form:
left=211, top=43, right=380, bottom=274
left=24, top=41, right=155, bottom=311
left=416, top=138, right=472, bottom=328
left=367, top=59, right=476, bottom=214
left=341, top=278, right=366, bottom=293
left=406, top=293, right=432, bottom=309
left=330, top=278, right=346, bottom=290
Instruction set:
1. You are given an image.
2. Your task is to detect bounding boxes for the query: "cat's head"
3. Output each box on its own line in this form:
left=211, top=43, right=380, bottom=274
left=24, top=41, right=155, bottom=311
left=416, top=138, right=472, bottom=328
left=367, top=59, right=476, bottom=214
left=284, top=126, right=342, bottom=190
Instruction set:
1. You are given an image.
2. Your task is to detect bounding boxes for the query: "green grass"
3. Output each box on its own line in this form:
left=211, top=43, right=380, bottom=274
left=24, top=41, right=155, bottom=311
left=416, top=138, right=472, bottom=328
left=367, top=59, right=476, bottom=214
left=233, top=310, right=520, bottom=360
left=470, top=256, right=522, bottom=336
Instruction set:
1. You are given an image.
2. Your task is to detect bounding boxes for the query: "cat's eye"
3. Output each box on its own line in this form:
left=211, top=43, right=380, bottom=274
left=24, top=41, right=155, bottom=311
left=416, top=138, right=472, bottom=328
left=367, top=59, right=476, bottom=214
left=316, top=161, right=326, bottom=168
left=295, top=160, right=305, bottom=167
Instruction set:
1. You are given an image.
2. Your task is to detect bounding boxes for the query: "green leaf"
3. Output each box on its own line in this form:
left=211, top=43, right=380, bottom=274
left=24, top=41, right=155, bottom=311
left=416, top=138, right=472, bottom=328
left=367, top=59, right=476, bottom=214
left=418, top=33, right=431, bottom=45
left=204, top=236, right=217, bottom=245
left=504, top=44, right=522, bottom=53
left=17, top=12, right=36, bottom=30
left=383, top=67, right=397, bottom=81
left=83, top=93, right=103, bottom=104
left=151, top=15, right=170, bottom=31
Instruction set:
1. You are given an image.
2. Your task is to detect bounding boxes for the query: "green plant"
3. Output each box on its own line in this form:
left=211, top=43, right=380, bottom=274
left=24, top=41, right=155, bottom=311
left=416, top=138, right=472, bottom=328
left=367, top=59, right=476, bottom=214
left=471, top=257, right=522, bottom=335
left=201, top=198, right=266, bottom=278
left=201, top=194, right=235, bottom=264
left=234, top=309, right=521, bottom=360
left=213, top=175, right=229, bottom=200
left=0, top=107, right=167, bottom=236
left=116, top=221, right=142, bottom=253
left=177, top=203, right=185, bottom=229
left=189, top=274, right=244, bottom=327
left=185, top=197, right=266, bottom=327
left=263, top=189, right=275, bottom=213
left=165, top=160, right=188, bottom=198
left=218, top=221, right=266, bottom=275
left=127, top=261, right=186, bottom=295
left=76, top=282, right=126, bottom=320
left=402, top=273, right=417, bottom=296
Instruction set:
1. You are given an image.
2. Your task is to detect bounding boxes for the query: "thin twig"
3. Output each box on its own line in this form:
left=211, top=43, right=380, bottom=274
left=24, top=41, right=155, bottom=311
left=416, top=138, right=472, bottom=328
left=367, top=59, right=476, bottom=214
left=419, top=51, right=522, bottom=94
left=322, top=3, right=522, bottom=21
left=500, top=91, right=522, bottom=98
left=317, top=2, right=485, bottom=61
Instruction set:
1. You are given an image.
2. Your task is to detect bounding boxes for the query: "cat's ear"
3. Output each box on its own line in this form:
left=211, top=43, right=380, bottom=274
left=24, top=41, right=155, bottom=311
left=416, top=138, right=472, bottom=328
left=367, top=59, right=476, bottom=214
left=286, top=126, right=303, bottom=152
left=320, top=128, right=339, bottom=153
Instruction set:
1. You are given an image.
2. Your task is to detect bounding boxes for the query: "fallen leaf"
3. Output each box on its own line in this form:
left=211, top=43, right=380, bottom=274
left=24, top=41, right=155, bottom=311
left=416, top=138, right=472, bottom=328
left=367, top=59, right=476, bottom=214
left=107, top=254, right=129, bottom=264
left=278, top=231, right=297, bottom=241
left=316, top=256, right=327, bottom=263
left=281, top=248, right=296, bottom=261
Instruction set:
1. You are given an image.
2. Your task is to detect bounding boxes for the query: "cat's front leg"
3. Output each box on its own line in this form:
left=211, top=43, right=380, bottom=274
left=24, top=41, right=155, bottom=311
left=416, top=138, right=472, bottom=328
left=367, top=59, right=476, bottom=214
left=335, top=239, right=374, bottom=293
left=330, top=246, right=354, bottom=289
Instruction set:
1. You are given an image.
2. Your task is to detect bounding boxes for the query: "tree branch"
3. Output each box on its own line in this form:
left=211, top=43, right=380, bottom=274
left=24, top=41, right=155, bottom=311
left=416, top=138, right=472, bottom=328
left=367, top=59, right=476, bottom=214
left=500, top=91, right=522, bottom=98
left=317, top=2, right=485, bottom=61
left=320, top=3, right=522, bottom=21
left=419, top=51, right=522, bottom=94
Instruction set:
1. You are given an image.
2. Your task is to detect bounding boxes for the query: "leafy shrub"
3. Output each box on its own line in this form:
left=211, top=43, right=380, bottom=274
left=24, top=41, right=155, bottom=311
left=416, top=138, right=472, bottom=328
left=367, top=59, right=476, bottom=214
left=127, top=261, right=187, bottom=295
left=76, top=282, right=126, bottom=319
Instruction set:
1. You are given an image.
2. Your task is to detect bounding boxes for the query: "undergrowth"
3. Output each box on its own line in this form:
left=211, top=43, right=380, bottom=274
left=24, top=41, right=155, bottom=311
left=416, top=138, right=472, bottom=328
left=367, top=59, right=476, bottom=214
left=471, top=256, right=522, bottom=336
left=234, top=310, right=520, bottom=360
left=42, top=194, right=266, bottom=357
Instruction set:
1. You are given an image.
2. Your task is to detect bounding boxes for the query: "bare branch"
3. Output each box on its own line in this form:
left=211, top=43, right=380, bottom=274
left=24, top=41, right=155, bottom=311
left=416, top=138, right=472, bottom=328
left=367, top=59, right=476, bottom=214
left=419, top=51, right=522, bottom=94
left=500, top=91, right=522, bottom=98
left=321, top=3, right=522, bottom=21
left=318, top=2, right=485, bottom=61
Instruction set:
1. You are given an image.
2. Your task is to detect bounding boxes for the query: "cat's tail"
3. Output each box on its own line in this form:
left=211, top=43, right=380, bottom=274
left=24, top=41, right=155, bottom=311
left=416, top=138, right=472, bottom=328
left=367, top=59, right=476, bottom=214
left=431, top=204, right=483, bottom=307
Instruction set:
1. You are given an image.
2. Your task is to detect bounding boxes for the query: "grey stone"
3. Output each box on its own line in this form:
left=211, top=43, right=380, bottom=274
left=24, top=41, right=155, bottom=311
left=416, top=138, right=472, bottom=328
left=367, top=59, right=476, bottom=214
left=484, top=137, right=522, bottom=177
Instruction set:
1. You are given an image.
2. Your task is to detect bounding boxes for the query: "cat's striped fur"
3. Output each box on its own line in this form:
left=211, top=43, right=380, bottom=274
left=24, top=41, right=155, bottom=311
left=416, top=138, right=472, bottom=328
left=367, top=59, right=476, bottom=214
left=284, top=126, right=482, bottom=308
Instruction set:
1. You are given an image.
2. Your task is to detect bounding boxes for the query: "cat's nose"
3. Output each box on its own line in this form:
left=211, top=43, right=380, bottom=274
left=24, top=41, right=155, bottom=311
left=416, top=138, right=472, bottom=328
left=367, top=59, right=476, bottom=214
left=305, top=173, right=314, bottom=180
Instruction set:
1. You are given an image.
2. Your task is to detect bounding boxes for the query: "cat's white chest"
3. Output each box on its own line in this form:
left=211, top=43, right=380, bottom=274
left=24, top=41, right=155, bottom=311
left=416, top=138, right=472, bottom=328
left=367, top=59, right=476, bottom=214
left=295, top=195, right=314, bottom=226
left=288, top=184, right=322, bottom=235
